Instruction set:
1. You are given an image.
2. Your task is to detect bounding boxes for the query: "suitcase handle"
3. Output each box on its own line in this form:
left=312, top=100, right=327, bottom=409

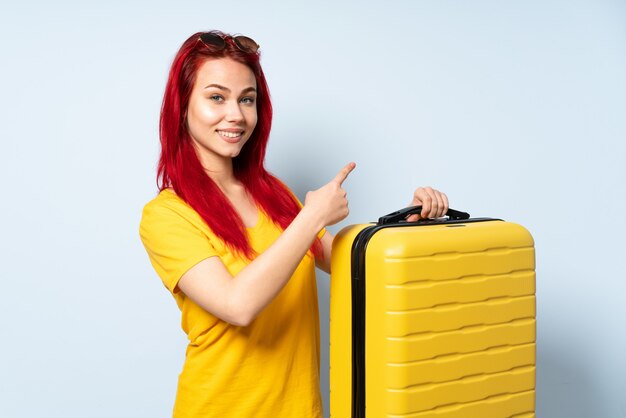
left=378, top=206, right=470, bottom=225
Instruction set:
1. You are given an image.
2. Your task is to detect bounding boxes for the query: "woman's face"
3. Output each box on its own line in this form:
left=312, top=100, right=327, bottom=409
left=186, top=57, right=258, bottom=167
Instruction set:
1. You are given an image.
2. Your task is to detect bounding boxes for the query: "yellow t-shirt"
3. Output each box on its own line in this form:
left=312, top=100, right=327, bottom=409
left=139, top=189, right=325, bottom=418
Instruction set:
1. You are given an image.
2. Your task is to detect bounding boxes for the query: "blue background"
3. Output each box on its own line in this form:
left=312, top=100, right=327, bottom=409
left=1, top=1, right=625, bottom=416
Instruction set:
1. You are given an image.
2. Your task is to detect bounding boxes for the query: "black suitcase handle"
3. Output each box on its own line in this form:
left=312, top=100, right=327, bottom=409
left=378, top=206, right=470, bottom=225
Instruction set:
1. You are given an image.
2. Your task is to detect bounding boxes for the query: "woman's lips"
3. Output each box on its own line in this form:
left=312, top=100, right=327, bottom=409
left=217, top=130, right=244, bottom=143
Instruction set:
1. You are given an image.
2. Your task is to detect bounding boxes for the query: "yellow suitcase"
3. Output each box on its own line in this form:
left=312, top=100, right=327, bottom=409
left=330, top=207, right=536, bottom=417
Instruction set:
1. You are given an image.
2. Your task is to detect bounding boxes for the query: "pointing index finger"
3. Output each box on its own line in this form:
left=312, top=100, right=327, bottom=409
left=333, top=162, right=356, bottom=186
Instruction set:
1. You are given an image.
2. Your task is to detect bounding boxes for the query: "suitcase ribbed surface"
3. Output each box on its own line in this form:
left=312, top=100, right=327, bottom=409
left=330, top=219, right=536, bottom=417
left=364, top=221, right=536, bottom=417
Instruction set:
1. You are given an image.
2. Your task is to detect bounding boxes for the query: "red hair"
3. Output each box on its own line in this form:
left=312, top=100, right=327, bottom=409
left=157, top=30, right=321, bottom=259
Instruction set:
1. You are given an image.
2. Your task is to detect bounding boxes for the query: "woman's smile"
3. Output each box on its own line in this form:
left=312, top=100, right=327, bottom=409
left=217, top=129, right=245, bottom=142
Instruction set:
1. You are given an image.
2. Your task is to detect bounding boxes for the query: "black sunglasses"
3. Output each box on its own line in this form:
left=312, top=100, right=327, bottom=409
left=198, top=32, right=260, bottom=54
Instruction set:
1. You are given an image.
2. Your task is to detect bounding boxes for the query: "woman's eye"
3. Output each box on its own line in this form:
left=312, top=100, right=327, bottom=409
left=240, top=97, right=255, bottom=105
left=210, top=95, right=224, bottom=102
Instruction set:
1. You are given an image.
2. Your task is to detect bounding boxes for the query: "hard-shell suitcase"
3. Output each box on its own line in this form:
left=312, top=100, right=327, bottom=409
left=330, top=207, right=536, bottom=417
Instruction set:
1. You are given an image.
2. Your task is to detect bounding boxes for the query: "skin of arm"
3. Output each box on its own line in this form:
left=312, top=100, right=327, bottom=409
left=177, top=163, right=355, bottom=326
left=315, top=231, right=334, bottom=274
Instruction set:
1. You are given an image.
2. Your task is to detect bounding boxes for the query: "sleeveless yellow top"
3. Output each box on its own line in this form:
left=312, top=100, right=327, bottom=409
left=139, top=189, right=324, bottom=417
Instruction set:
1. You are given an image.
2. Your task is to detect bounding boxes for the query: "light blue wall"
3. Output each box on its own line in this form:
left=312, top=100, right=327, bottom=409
left=1, top=1, right=624, bottom=417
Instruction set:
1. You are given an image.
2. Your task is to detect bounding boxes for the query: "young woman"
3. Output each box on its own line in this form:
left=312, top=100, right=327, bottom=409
left=140, top=30, right=449, bottom=418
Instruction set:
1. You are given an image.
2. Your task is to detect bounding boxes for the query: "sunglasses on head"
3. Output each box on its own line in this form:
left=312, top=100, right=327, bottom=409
left=198, top=32, right=260, bottom=54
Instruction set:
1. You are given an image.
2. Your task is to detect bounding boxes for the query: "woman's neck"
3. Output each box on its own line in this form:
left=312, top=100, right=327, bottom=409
left=201, top=157, right=242, bottom=195
left=195, top=147, right=239, bottom=191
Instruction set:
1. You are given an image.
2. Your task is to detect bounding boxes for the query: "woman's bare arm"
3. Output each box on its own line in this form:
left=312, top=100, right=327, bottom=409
left=177, top=163, right=355, bottom=326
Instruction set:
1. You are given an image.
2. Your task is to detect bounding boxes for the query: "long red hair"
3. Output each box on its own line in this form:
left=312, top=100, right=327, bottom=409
left=157, top=30, right=321, bottom=259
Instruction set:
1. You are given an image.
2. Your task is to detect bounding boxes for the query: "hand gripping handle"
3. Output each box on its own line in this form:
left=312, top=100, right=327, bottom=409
left=377, top=206, right=470, bottom=225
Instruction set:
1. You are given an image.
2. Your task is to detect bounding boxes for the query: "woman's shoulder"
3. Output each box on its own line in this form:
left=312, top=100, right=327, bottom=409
left=141, top=188, right=201, bottom=225
left=144, top=188, right=187, bottom=210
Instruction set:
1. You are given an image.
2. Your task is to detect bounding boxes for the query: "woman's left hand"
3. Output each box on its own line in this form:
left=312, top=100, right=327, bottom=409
left=406, top=187, right=449, bottom=221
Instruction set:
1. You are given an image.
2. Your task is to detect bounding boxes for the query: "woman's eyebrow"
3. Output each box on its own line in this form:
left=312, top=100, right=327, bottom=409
left=203, top=84, right=257, bottom=94
left=204, top=83, right=229, bottom=91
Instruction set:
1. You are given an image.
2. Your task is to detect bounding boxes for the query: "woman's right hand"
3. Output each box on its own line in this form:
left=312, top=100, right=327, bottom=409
left=303, top=162, right=356, bottom=227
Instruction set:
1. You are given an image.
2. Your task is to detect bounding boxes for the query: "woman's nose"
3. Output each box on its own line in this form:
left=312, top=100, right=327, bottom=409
left=225, top=102, right=244, bottom=122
